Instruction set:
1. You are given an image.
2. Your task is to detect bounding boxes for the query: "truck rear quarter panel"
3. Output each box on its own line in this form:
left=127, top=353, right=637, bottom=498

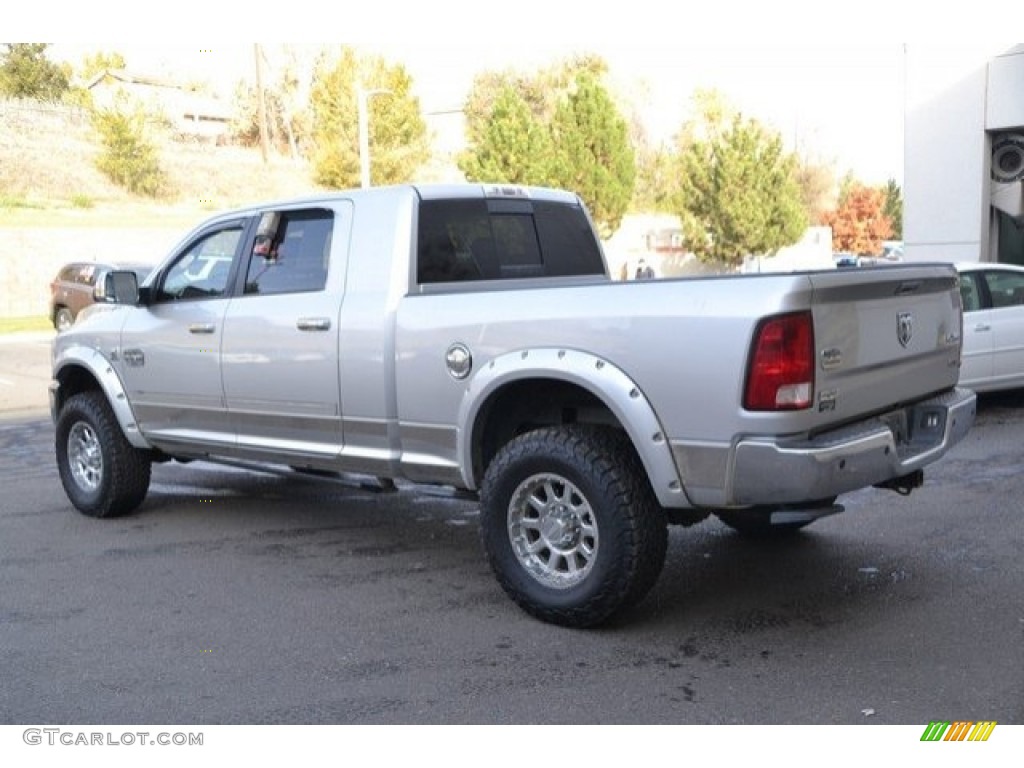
left=394, top=275, right=807, bottom=495
left=392, top=265, right=963, bottom=506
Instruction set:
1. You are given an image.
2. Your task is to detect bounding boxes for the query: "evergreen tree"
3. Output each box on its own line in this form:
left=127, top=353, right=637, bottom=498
left=548, top=72, right=636, bottom=238
left=91, top=105, right=166, bottom=197
left=882, top=178, right=903, bottom=239
left=460, top=58, right=634, bottom=237
left=676, top=111, right=806, bottom=267
left=309, top=48, right=429, bottom=189
left=462, top=54, right=608, bottom=146
left=458, top=85, right=553, bottom=185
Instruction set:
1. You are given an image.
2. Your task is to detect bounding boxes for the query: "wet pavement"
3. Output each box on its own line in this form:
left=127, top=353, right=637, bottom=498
left=1, top=336, right=1022, bottom=724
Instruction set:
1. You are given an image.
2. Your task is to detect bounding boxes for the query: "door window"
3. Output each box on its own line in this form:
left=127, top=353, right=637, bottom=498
left=156, top=226, right=245, bottom=302
left=243, top=210, right=333, bottom=296
left=959, top=273, right=982, bottom=312
left=982, top=270, right=1024, bottom=309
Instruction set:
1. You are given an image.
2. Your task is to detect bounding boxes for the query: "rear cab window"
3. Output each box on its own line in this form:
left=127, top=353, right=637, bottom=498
left=416, top=197, right=605, bottom=285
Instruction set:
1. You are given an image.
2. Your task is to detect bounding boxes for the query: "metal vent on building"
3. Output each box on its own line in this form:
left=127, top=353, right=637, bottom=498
left=992, top=133, right=1024, bottom=183
left=992, top=132, right=1024, bottom=222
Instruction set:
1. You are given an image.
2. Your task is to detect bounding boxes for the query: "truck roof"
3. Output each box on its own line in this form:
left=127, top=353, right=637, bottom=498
left=209, top=183, right=582, bottom=221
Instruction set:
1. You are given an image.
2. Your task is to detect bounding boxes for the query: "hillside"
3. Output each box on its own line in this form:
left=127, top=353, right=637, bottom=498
left=0, top=99, right=327, bottom=226
left=0, top=99, right=343, bottom=319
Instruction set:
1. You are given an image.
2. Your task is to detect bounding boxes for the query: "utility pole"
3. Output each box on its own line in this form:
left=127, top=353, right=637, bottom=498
left=357, top=85, right=391, bottom=188
left=254, top=43, right=270, bottom=165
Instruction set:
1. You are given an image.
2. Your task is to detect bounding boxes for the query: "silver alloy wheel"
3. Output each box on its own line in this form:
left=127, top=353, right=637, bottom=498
left=507, top=472, right=599, bottom=589
left=68, top=421, right=103, bottom=493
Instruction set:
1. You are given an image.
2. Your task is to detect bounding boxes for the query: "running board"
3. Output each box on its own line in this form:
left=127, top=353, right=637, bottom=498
left=175, top=456, right=477, bottom=500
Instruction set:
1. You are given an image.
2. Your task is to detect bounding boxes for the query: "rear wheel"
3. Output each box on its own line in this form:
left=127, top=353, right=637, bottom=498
left=55, top=391, right=151, bottom=518
left=480, top=425, right=667, bottom=628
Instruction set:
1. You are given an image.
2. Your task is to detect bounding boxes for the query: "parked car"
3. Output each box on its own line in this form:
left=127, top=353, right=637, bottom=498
left=833, top=244, right=903, bottom=269
left=49, top=261, right=154, bottom=331
left=880, top=240, right=905, bottom=261
left=957, top=262, right=1024, bottom=392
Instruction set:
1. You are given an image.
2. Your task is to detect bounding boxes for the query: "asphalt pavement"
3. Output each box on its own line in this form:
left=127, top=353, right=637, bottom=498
left=1, top=333, right=1021, bottom=728
left=0, top=331, right=54, bottom=417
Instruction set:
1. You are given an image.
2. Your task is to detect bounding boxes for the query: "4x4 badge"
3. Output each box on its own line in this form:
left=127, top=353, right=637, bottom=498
left=897, top=312, right=913, bottom=348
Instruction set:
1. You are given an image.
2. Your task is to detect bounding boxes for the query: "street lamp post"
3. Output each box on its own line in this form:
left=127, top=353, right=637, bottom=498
left=357, top=86, right=392, bottom=188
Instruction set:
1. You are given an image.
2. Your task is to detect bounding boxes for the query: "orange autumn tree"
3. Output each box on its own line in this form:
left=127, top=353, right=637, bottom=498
left=823, top=181, right=894, bottom=255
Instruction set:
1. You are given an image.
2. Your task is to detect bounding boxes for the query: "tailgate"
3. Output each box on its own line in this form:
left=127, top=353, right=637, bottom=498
left=808, top=263, right=962, bottom=423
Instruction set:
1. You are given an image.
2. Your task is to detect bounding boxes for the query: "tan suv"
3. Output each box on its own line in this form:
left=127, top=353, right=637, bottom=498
left=49, top=261, right=153, bottom=331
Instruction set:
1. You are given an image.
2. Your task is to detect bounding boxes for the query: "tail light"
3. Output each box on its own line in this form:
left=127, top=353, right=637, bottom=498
left=744, top=311, right=814, bottom=411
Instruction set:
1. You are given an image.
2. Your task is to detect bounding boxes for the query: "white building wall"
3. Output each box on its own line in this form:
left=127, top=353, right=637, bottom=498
left=987, top=50, right=1024, bottom=129
left=903, top=48, right=990, bottom=263
left=904, top=45, right=1024, bottom=264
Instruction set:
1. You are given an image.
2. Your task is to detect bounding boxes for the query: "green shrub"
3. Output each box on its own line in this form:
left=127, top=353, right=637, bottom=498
left=91, top=107, right=166, bottom=197
left=0, top=194, right=43, bottom=209
left=70, top=193, right=94, bottom=209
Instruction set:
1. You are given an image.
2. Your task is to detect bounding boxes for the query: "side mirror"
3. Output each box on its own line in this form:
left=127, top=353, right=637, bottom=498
left=102, top=270, right=140, bottom=305
left=257, top=211, right=280, bottom=239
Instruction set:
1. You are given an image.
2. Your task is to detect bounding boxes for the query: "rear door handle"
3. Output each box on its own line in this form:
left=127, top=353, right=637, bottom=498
left=974, top=324, right=991, bottom=332
left=296, top=317, right=331, bottom=331
left=189, top=323, right=216, bottom=334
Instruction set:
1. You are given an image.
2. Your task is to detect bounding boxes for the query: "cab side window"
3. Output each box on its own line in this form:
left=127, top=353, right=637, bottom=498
left=243, top=210, right=333, bottom=296
left=156, top=226, right=244, bottom=302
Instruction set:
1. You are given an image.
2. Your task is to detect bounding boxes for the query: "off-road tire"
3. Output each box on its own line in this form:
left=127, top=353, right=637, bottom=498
left=479, top=425, right=667, bottom=628
left=55, top=391, right=151, bottom=518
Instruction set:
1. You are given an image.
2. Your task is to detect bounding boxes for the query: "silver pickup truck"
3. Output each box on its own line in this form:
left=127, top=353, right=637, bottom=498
left=50, top=183, right=976, bottom=627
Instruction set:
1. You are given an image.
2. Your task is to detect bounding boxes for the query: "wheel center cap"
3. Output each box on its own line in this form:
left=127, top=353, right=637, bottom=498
left=540, top=505, right=579, bottom=547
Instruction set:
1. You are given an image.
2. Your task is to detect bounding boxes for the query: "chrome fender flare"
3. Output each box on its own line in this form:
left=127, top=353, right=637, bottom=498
left=52, top=345, right=153, bottom=450
left=457, top=347, right=693, bottom=508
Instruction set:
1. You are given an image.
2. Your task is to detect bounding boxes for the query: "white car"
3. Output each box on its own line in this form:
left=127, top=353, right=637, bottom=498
left=957, top=262, right=1024, bottom=392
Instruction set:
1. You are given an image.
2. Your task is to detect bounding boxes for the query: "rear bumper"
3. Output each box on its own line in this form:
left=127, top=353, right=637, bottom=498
left=727, top=387, right=976, bottom=506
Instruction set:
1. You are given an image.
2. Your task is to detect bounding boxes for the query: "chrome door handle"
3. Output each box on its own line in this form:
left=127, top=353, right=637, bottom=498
left=296, top=317, right=331, bottom=331
left=974, top=324, right=991, bottom=332
left=189, top=323, right=216, bottom=334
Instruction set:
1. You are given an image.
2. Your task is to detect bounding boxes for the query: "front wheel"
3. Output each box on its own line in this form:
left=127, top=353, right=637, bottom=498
left=55, top=391, right=151, bottom=518
left=479, top=425, right=667, bottom=628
